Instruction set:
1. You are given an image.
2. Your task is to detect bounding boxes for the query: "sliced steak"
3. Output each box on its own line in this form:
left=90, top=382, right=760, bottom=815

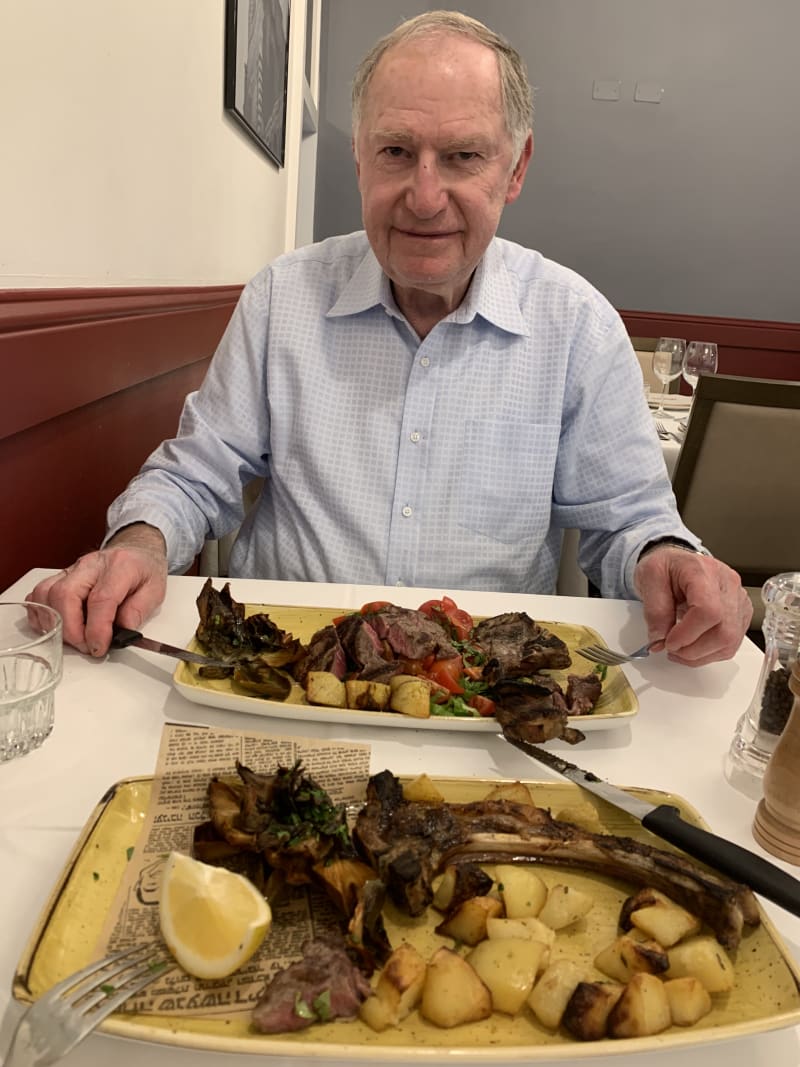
left=251, top=935, right=371, bottom=1034
left=367, top=605, right=459, bottom=661
left=566, top=672, right=604, bottom=714
left=472, top=612, right=572, bottom=675
left=294, top=624, right=347, bottom=686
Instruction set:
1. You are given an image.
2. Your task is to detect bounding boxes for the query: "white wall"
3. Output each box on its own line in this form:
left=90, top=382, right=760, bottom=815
left=0, top=0, right=312, bottom=288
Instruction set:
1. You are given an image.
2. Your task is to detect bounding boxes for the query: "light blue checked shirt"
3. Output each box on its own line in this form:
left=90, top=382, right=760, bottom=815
left=107, top=231, right=700, bottom=598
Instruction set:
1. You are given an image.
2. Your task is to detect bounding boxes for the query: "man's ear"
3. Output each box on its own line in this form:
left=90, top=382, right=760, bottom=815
left=505, top=131, right=533, bottom=205
left=352, top=137, right=360, bottom=181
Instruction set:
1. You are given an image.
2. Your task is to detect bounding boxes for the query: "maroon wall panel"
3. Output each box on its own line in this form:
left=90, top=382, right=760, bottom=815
left=619, top=309, right=800, bottom=383
left=0, top=286, right=241, bottom=591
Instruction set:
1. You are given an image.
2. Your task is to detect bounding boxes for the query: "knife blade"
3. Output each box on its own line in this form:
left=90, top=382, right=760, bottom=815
left=503, top=734, right=800, bottom=919
left=110, top=625, right=232, bottom=669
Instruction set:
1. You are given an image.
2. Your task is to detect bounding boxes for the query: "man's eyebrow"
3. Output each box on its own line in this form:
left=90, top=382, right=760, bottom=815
left=368, top=130, right=493, bottom=151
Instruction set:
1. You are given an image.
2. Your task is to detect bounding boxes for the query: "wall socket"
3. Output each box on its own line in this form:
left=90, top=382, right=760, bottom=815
left=592, top=80, right=621, bottom=101
left=634, top=82, right=664, bottom=103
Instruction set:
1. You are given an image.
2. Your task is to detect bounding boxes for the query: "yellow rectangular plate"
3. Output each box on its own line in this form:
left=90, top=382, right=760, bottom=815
left=172, top=605, right=638, bottom=732
left=14, top=775, right=800, bottom=1061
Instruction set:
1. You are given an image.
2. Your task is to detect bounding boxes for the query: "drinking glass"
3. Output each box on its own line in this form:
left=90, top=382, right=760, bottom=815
left=651, top=338, right=686, bottom=416
left=682, top=341, right=718, bottom=397
left=0, top=602, right=62, bottom=762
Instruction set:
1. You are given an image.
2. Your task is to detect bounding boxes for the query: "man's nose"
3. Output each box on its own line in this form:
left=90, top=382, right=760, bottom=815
left=405, top=158, right=448, bottom=218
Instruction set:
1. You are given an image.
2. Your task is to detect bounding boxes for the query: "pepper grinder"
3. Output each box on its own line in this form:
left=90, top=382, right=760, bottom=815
left=724, top=572, right=800, bottom=798
left=752, top=658, right=800, bottom=864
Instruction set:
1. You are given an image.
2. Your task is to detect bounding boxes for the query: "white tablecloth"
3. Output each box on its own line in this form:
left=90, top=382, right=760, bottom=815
left=1, top=570, right=797, bottom=1067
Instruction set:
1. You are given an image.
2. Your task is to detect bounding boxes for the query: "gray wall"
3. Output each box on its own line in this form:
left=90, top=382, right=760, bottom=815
left=314, top=0, right=800, bottom=322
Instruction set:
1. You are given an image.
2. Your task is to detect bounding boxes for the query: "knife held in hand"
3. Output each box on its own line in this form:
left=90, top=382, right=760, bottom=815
left=503, top=735, right=800, bottom=920
left=110, top=625, right=232, bottom=669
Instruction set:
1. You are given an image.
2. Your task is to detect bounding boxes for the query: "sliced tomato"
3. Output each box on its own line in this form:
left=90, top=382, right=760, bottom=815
left=359, top=600, right=392, bottom=616
left=468, top=694, right=497, bottom=718
left=426, top=656, right=465, bottom=695
left=417, top=596, right=474, bottom=640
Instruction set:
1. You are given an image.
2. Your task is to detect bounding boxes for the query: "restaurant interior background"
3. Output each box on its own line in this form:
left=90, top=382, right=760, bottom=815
left=1, top=0, right=798, bottom=588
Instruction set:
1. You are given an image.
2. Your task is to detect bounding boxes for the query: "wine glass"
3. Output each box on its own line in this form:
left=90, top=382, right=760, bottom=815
left=651, top=338, right=686, bottom=416
left=682, top=341, right=718, bottom=398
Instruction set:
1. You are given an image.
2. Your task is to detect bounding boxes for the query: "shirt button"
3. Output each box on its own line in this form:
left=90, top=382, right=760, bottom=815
left=410, top=431, right=421, bottom=443
left=401, top=505, right=413, bottom=518
left=420, top=356, right=430, bottom=367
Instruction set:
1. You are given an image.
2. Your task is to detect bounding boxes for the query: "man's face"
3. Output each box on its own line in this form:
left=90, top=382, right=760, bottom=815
left=354, top=34, right=532, bottom=310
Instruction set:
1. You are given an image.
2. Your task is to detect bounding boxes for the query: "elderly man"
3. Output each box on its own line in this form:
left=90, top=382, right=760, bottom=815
left=30, top=11, right=751, bottom=665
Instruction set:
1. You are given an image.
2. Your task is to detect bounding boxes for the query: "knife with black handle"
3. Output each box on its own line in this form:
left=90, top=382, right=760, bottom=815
left=503, top=734, right=800, bottom=919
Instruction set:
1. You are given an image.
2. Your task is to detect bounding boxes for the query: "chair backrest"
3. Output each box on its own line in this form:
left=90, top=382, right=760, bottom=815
left=672, top=374, right=800, bottom=594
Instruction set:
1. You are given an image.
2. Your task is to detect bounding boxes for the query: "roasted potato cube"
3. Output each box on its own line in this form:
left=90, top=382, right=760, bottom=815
left=527, top=959, right=585, bottom=1030
left=390, top=680, right=432, bottom=719
left=666, top=936, right=735, bottom=993
left=467, top=937, right=547, bottom=1015
left=554, top=803, right=604, bottom=833
left=494, top=864, right=547, bottom=918
left=663, top=975, right=713, bottom=1026
left=486, top=915, right=556, bottom=950
left=607, top=972, right=672, bottom=1038
left=538, top=884, right=594, bottom=930
left=305, top=671, right=346, bottom=708
left=620, top=888, right=702, bottom=947
left=483, top=781, right=534, bottom=805
left=359, top=942, right=427, bottom=1032
left=594, top=935, right=669, bottom=984
left=345, top=679, right=391, bottom=711
left=420, top=947, right=492, bottom=1028
left=562, top=981, right=625, bottom=1041
left=435, top=895, right=504, bottom=945
left=401, top=772, right=443, bottom=802
left=432, top=867, right=458, bottom=912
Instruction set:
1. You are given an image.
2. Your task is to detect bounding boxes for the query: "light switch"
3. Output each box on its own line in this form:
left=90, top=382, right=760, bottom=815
left=634, top=82, right=664, bottom=103
left=592, top=80, right=621, bottom=101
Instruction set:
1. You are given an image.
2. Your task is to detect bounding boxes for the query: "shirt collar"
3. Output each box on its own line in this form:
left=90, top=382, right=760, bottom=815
left=327, top=238, right=529, bottom=337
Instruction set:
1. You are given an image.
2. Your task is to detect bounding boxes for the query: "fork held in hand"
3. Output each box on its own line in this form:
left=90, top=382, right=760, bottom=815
left=6, top=944, right=173, bottom=1067
left=576, top=639, right=658, bottom=667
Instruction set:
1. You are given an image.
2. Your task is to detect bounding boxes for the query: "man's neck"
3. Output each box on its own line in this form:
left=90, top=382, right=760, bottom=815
left=392, top=279, right=471, bottom=339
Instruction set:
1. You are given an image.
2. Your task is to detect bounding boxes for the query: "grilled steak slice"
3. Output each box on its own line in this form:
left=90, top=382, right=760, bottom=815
left=367, top=605, right=459, bottom=661
left=251, top=935, right=371, bottom=1033
left=473, top=612, right=572, bottom=675
left=489, top=679, right=585, bottom=746
left=334, top=613, right=389, bottom=675
left=566, top=672, right=604, bottom=714
left=294, top=624, right=347, bottom=686
left=353, top=771, right=759, bottom=949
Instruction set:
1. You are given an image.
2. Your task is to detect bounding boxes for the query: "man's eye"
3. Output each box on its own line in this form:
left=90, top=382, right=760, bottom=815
left=453, top=151, right=479, bottom=162
left=382, top=146, right=407, bottom=158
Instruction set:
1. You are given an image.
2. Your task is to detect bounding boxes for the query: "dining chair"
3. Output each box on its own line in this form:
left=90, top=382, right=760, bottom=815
left=671, top=374, right=800, bottom=628
left=198, top=478, right=264, bottom=578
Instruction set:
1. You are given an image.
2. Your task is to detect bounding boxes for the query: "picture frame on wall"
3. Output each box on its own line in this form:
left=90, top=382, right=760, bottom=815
left=224, top=0, right=290, bottom=167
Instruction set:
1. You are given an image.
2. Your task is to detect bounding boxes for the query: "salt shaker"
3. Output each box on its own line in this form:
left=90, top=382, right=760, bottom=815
left=752, top=658, right=800, bottom=863
left=724, top=572, right=800, bottom=799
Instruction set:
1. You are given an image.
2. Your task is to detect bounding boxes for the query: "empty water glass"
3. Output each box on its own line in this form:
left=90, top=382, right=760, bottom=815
left=0, top=601, right=62, bottom=762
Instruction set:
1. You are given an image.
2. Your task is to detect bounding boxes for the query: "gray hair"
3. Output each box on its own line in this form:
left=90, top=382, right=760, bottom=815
left=351, top=10, right=533, bottom=161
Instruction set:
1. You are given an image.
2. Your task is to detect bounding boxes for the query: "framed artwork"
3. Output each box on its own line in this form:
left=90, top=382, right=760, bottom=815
left=224, top=0, right=290, bottom=167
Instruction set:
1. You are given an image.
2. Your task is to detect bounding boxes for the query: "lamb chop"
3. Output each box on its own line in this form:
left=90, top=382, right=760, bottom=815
left=353, top=770, right=760, bottom=950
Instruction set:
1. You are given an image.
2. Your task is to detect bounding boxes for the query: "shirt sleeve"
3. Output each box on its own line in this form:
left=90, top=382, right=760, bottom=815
left=550, top=307, right=702, bottom=598
left=105, top=271, right=273, bottom=572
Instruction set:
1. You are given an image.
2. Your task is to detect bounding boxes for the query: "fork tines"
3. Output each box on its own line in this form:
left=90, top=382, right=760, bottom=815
left=576, top=644, right=627, bottom=666
left=54, top=943, right=172, bottom=1016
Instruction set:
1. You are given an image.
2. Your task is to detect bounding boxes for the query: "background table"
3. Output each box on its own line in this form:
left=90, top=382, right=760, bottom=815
left=1, top=569, right=797, bottom=1067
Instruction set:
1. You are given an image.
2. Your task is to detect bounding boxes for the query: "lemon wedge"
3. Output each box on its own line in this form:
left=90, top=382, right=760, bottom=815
left=159, top=851, right=272, bottom=980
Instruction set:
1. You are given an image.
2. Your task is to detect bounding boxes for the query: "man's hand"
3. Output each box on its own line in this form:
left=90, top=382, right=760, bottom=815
left=633, top=547, right=752, bottom=666
left=26, top=524, right=168, bottom=656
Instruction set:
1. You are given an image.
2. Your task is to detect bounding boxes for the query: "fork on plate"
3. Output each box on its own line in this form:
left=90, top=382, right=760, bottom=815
left=5, top=944, right=173, bottom=1067
left=575, top=639, right=658, bottom=666
left=655, top=420, right=682, bottom=442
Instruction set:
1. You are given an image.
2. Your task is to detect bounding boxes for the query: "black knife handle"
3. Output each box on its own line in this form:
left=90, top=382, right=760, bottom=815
left=643, top=804, right=800, bottom=918
left=110, top=624, right=143, bottom=650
